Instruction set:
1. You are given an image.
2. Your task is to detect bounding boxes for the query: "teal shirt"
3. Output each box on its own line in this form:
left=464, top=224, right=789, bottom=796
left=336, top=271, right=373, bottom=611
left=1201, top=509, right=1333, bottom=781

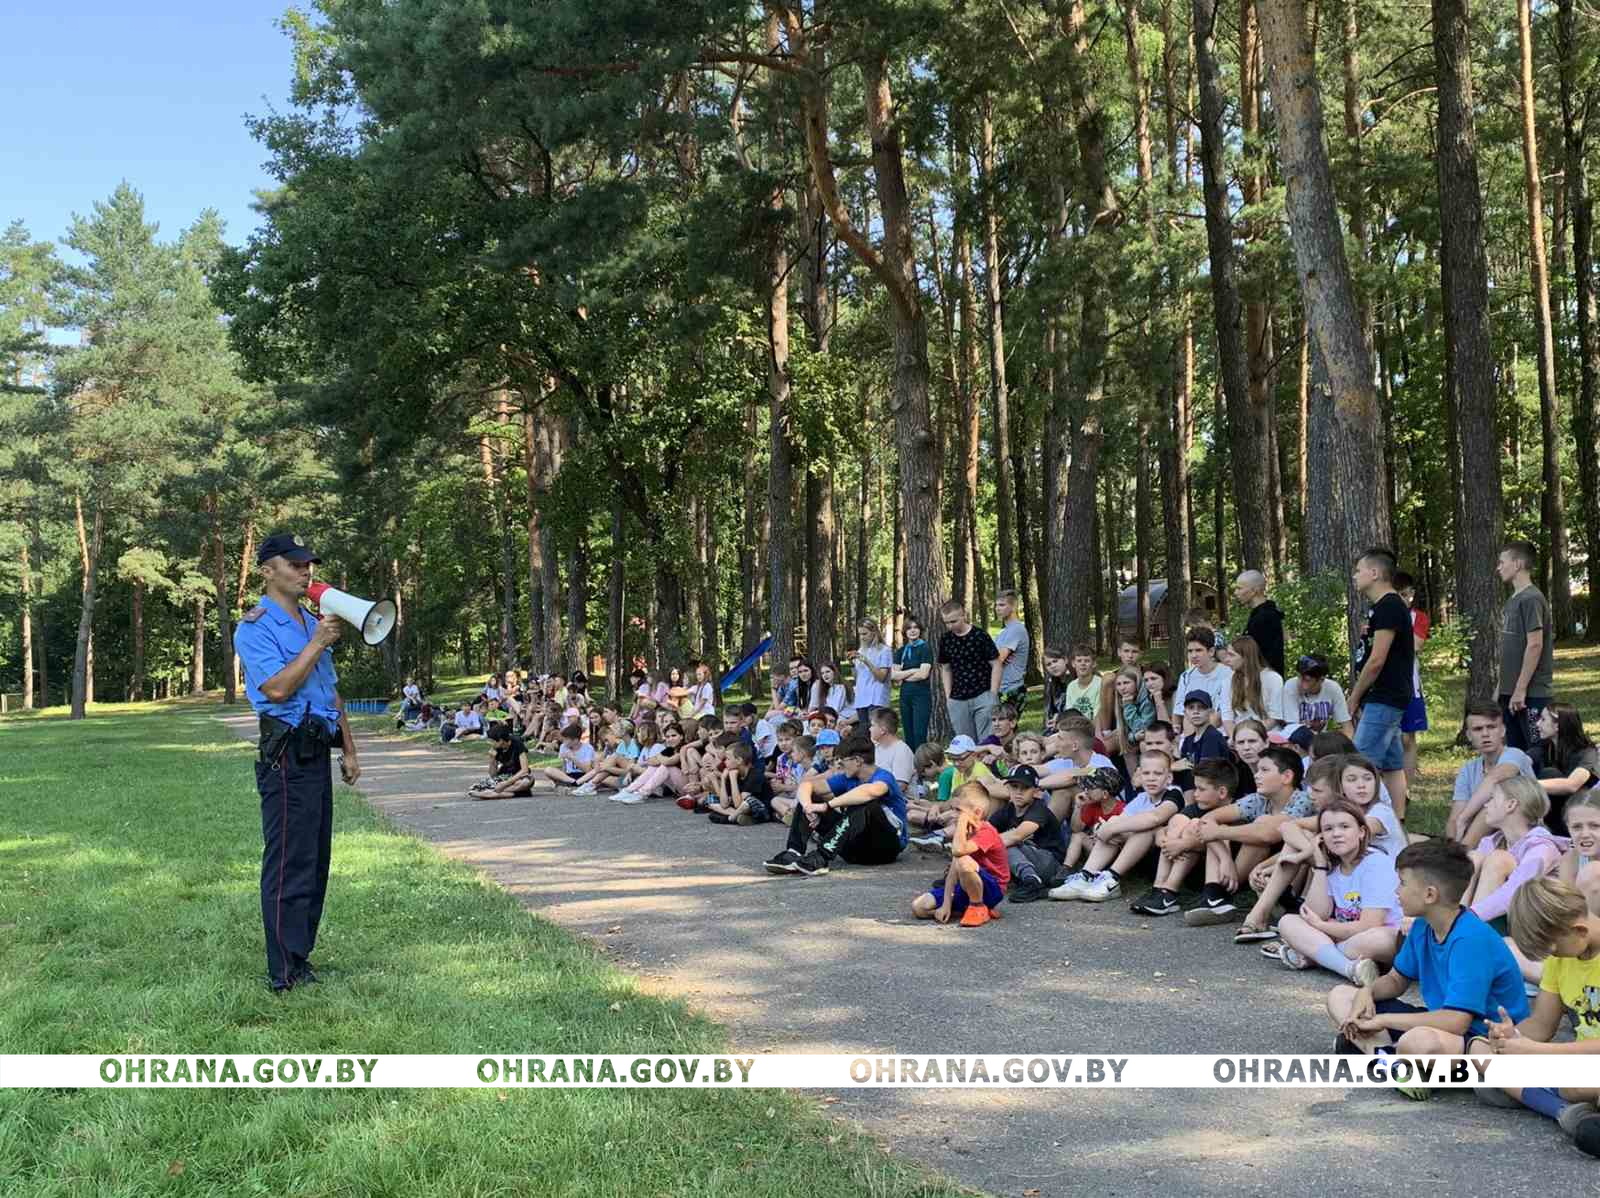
left=897, top=639, right=933, bottom=695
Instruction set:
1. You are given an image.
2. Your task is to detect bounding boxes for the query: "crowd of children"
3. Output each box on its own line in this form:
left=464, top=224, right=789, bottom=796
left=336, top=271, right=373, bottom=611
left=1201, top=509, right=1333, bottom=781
left=430, top=545, right=1600, bottom=1152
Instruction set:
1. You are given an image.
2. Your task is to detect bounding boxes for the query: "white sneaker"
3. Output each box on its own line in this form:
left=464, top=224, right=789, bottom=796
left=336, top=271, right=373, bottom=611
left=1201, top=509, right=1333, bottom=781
left=1048, top=871, right=1094, bottom=901
left=609, top=790, right=644, bottom=805
left=1351, top=957, right=1380, bottom=988
left=1080, top=873, right=1121, bottom=902
left=572, top=782, right=598, bottom=795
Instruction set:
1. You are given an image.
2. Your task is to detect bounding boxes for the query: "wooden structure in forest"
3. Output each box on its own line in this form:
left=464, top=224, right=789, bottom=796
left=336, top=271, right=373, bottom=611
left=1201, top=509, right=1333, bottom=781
left=1115, top=580, right=1221, bottom=646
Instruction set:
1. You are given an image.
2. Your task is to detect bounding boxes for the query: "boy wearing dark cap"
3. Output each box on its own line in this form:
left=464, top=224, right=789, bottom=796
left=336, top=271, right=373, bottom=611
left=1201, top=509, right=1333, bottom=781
left=1180, top=692, right=1231, bottom=763
left=1059, top=766, right=1129, bottom=878
left=989, top=764, right=1064, bottom=902
left=1281, top=654, right=1355, bottom=737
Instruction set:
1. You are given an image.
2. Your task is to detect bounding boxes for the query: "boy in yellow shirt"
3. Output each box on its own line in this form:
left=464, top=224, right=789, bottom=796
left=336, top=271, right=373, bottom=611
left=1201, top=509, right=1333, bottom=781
left=1478, top=876, right=1600, bottom=1156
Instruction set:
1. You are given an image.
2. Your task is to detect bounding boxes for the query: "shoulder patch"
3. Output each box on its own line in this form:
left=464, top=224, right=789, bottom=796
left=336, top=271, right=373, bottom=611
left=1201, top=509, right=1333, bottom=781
left=240, top=605, right=268, bottom=623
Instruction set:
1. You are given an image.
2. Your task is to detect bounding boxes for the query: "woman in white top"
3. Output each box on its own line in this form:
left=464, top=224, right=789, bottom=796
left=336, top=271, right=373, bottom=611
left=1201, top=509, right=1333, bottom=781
left=1220, top=635, right=1284, bottom=729
left=810, top=662, right=853, bottom=718
left=850, top=619, right=894, bottom=715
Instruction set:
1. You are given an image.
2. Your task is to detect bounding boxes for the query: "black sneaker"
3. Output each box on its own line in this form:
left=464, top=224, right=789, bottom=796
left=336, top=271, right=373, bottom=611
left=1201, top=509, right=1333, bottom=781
left=792, top=851, right=831, bottom=877
left=1132, top=888, right=1178, bottom=916
left=1008, top=877, right=1049, bottom=903
left=764, top=849, right=802, bottom=875
left=1183, top=897, right=1238, bottom=926
left=290, top=964, right=321, bottom=986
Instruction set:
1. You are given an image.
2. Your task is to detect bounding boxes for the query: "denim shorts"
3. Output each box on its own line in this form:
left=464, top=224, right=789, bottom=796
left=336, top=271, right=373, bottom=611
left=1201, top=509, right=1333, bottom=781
left=1354, top=701, right=1406, bottom=772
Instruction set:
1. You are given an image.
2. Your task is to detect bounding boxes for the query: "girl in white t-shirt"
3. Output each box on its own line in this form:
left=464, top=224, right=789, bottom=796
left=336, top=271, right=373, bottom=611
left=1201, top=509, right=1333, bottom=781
left=687, top=661, right=718, bottom=718
left=1221, top=636, right=1284, bottom=729
left=1269, top=799, right=1398, bottom=980
left=850, top=621, right=894, bottom=713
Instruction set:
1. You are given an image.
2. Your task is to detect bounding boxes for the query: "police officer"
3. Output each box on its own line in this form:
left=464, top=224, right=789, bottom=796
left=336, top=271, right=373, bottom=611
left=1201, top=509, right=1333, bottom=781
left=234, top=532, right=361, bottom=992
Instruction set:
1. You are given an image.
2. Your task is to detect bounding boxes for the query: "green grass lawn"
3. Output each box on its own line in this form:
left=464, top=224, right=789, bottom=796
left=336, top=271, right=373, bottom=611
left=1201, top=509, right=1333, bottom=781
left=0, top=706, right=964, bottom=1198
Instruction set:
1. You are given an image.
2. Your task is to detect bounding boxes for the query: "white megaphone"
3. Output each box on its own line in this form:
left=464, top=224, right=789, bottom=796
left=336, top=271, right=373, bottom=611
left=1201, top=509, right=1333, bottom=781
left=306, top=582, right=397, bottom=646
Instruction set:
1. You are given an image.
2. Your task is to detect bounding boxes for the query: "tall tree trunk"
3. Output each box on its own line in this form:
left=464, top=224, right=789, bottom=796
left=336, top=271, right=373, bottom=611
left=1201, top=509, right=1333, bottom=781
left=1194, top=0, right=1270, bottom=572
left=1258, top=0, right=1392, bottom=644
left=20, top=539, right=34, bottom=708
left=524, top=402, right=549, bottom=674
left=73, top=493, right=94, bottom=705
left=208, top=493, right=237, bottom=705
left=779, top=6, right=948, bottom=731
left=1049, top=0, right=1120, bottom=645
left=856, top=385, right=872, bottom=623
left=981, top=99, right=1016, bottom=593
left=1239, top=0, right=1277, bottom=573
left=191, top=597, right=205, bottom=694
left=129, top=576, right=144, bottom=702
left=565, top=525, right=589, bottom=675
left=1516, top=0, right=1572, bottom=636
left=1432, top=0, right=1505, bottom=701
left=806, top=470, right=836, bottom=668
left=1161, top=0, right=1194, bottom=670
left=540, top=417, right=564, bottom=670
left=608, top=505, right=625, bottom=702
left=767, top=159, right=798, bottom=668
left=1559, top=0, right=1600, bottom=639
left=741, top=390, right=762, bottom=665
left=954, top=139, right=982, bottom=618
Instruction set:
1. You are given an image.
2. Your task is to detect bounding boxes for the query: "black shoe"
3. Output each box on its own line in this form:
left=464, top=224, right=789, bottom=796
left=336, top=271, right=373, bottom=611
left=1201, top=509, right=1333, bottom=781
left=1333, top=1033, right=1362, bottom=1055
left=764, top=849, right=802, bottom=875
left=1183, top=897, right=1238, bottom=927
left=707, top=812, right=733, bottom=825
left=267, top=975, right=294, bottom=993
left=792, top=851, right=831, bottom=877
left=291, top=965, right=321, bottom=986
left=1132, top=888, right=1178, bottom=916
left=1008, top=877, right=1048, bottom=903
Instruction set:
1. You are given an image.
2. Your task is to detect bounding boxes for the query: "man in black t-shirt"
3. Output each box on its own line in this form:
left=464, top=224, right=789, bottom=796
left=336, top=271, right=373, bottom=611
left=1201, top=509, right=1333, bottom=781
left=472, top=722, right=534, bottom=799
left=1235, top=569, right=1286, bottom=676
left=1347, top=548, right=1413, bottom=820
left=937, top=600, right=1001, bottom=742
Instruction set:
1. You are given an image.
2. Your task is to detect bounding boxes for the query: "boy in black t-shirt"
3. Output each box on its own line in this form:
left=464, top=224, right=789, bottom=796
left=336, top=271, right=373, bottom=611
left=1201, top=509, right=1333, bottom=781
left=471, top=722, right=534, bottom=799
left=708, top=741, right=777, bottom=825
left=990, top=765, right=1063, bottom=903
left=936, top=600, right=1001, bottom=742
left=1348, top=547, right=1414, bottom=820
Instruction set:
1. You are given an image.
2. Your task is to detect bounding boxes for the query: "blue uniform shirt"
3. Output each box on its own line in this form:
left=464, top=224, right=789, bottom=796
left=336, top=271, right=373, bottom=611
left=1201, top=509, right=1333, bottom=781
left=1392, top=907, right=1531, bottom=1038
left=234, top=595, right=341, bottom=734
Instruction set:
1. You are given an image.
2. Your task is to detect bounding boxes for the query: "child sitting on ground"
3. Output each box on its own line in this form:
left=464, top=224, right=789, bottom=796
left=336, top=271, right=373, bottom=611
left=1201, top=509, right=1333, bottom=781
left=1238, top=756, right=1343, bottom=941
left=614, top=723, right=690, bottom=805
left=1139, top=721, right=1195, bottom=794
left=571, top=721, right=642, bottom=794
left=1266, top=799, right=1396, bottom=983
left=1327, top=839, right=1530, bottom=1092
left=977, top=704, right=1019, bottom=765
left=912, top=783, right=1009, bottom=928
left=1131, top=758, right=1239, bottom=920
left=707, top=741, right=778, bottom=825
left=1465, top=775, right=1567, bottom=926
left=1193, top=746, right=1314, bottom=940
left=1556, top=790, right=1600, bottom=908
left=1179, top=692, right=1230, bottom=763
left=771, top=735, right=816, bottom=823
left=1060, top=767, right=1128, bottom=879
left=989, top=764, right=1064, bottom=903
left=1050, top=748, right=1183, bottom=903
left=906, top=743, right=954, bottom=841
left=470, top=722, right=535, bottom=799
left=535, top=723, right=593, bottom=790
left=1477, top=876, right=1600, bottom=1156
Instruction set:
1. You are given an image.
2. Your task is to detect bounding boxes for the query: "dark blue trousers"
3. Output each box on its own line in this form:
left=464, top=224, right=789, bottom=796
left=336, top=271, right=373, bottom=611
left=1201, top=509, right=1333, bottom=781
left=257, top=746, right=333, bottom=989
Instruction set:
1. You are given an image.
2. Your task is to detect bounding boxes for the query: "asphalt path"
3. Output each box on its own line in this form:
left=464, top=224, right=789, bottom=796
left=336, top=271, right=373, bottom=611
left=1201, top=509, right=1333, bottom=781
left=220, top=713, right=1597, bottom=1195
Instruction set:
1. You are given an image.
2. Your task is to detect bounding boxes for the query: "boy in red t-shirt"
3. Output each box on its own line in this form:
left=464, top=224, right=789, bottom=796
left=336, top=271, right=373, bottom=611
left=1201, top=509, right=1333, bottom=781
left=1395, top=571, right=1430, bottom=785
left=912, top=783, right=1010, bottom=927
left=1060, top=767, right=1128, bottom=876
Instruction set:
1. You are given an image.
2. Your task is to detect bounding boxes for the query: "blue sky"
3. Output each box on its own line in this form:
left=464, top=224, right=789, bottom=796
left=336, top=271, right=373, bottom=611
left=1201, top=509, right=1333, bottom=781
left=6, top=2, right=297, bottom=250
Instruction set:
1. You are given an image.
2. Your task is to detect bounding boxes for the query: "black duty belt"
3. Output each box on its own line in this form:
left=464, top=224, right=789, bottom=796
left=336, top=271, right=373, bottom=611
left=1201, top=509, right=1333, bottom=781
left=259, top=714, right=336, bottom=766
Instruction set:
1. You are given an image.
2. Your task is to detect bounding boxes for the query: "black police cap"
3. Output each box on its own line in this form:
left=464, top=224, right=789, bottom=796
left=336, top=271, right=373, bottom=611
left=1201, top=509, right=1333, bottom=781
left=257, top=532, right=321, bottom=565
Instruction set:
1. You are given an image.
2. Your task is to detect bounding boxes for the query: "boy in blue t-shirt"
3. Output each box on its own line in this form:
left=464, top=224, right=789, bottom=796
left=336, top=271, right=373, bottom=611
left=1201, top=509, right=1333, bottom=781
left=763, top=735, right=906, bottom=877
left=1327, top=838, right=1530, bottom=1097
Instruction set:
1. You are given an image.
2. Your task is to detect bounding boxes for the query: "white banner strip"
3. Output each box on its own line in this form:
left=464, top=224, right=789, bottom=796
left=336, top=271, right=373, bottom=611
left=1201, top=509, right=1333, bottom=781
left=0, top=1054, right=1592, bottom=1089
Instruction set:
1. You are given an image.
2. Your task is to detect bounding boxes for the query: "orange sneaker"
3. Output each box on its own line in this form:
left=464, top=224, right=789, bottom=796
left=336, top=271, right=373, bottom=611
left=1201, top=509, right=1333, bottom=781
left=959, top=905, right=991, bottom=928
left=987, top=905, right=1003, bottom=920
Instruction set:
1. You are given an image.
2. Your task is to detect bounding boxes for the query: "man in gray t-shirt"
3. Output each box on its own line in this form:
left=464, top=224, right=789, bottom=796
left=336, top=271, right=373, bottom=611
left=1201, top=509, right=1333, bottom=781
left=1496, top=541, right=1555, bottom=752
left=994, top=590, right=1031, bottom=712
left=1447, top=702, right=1537, bottom=845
